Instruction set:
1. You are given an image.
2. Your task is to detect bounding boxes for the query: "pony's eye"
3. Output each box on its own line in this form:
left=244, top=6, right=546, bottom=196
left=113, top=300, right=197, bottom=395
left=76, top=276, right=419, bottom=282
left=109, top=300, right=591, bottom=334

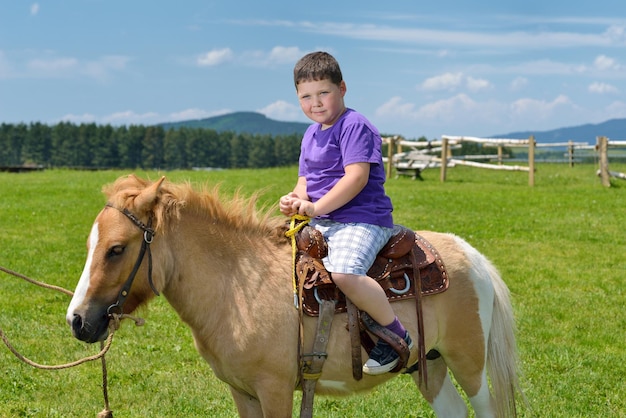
left=107, top=245, right=125, bottom=258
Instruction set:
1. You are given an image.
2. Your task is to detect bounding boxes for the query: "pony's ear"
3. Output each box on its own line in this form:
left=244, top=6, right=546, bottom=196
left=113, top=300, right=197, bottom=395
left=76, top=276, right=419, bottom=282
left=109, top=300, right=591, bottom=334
left=134, top=176, right=166, bottom=213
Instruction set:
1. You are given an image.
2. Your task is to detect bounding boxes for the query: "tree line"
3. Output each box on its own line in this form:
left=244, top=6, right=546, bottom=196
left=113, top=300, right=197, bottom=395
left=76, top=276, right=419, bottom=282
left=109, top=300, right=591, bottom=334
left=0, top=122, right=303, bottom=170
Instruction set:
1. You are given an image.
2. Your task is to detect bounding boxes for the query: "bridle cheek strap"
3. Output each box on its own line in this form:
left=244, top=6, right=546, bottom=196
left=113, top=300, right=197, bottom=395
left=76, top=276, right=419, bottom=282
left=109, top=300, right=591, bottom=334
left=105, top=204, right=159, bottom=317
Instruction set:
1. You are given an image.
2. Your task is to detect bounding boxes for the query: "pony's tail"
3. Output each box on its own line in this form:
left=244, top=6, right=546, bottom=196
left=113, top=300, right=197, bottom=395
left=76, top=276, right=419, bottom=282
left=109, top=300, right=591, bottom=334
left=487, top=263, right=526, bottom=417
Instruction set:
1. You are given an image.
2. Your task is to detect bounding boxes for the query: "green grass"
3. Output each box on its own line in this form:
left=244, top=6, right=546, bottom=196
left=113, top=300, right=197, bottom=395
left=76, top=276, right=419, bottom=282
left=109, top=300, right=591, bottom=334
left=1, top=164, right=625, bottom=417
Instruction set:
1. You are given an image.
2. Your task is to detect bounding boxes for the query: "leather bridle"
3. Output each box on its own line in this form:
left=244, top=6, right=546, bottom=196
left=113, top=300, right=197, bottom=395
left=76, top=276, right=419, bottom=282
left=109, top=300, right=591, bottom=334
left=104, top=203, right=160, bottom=318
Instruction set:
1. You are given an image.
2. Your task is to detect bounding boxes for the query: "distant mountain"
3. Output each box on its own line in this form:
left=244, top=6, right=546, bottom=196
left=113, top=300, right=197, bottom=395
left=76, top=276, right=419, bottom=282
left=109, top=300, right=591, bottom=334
left=159, top=112, right=626, bottom=144
left=492, top=118, right=626, bottom=143
left=159, top=111, right=310, bottom=136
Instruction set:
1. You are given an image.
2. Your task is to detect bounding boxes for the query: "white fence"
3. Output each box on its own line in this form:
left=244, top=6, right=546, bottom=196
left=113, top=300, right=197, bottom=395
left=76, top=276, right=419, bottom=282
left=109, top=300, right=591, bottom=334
left=384, top=134, right=626, bottom=187
left=383, top=135, right=537, bottom=186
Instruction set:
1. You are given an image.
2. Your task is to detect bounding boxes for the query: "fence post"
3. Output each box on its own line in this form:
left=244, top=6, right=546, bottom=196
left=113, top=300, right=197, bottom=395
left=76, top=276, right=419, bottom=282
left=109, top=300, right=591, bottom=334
left=528, top=135, right=535, bottom=187
left=386, top=136, right=395, bottom=179
left=568, top=140, right=574, bottom=168
left=598, top=136, right=610, bottom=187
left=440, top=136, right=448, bottom=182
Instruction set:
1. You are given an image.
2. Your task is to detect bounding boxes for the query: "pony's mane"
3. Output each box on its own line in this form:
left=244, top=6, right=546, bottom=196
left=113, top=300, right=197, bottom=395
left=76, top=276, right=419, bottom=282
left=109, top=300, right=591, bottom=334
left=103, top=175, right=288, bottom=242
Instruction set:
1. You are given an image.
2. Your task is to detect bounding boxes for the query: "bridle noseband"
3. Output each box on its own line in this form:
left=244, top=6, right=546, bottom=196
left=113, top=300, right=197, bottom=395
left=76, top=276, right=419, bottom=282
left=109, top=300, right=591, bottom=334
left=105, top=203, right=160, bottom=317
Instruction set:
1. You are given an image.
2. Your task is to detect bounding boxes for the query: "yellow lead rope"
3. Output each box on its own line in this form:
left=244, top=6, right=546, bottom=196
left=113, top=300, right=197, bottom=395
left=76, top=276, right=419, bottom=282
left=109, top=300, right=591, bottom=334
left=284, top=214, right=310, bottom=308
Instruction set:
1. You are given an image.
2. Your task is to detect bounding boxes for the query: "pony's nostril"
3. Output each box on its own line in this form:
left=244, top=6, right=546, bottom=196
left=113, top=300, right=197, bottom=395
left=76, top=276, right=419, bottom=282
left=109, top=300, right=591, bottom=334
left=71, top=313, right=83, bottom=332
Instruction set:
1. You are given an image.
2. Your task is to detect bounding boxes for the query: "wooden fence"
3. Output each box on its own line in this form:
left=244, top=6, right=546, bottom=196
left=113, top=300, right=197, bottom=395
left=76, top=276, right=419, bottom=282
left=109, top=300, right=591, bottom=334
left=384, top=135, right=537, bottom=186
left=596, top=136, right=626, bottom=187
left=439, top=135, right=536, bottom=186
left=384, top=135, right=625, bottom=187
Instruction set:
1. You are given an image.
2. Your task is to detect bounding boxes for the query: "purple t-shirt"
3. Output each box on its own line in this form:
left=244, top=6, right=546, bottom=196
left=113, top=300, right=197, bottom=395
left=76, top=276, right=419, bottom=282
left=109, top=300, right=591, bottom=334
left=298, top=108, right=393, bottom=228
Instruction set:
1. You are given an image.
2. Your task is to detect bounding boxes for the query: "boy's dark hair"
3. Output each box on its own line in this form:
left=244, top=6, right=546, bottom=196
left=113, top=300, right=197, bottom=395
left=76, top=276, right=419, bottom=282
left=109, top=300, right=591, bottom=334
left=293, top=51, right=343, bottom=88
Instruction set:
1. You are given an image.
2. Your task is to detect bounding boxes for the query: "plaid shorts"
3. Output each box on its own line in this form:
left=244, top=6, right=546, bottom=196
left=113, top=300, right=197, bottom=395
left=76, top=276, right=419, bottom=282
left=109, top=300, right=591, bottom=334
left=311, top=219, right=395, bottom=276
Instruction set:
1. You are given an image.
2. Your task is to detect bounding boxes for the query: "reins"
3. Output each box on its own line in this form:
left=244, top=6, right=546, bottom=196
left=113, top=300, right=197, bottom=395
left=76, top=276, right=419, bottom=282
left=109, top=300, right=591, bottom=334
left=0, top=202, right=158, bottom=418
left=284, top=215, right=311, bottom=396
left=285, top=214, right=311, bottom=309
left=0, top=265, right=144, bottom=418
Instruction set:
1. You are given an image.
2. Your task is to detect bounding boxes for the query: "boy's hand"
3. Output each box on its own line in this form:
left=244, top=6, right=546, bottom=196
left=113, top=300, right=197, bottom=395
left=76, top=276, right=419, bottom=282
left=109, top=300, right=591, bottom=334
left=294, top=200, right=315, bottom=217
left=279, top=192, right=300, bottom=216
left=279, top=193, right=315, bottom=217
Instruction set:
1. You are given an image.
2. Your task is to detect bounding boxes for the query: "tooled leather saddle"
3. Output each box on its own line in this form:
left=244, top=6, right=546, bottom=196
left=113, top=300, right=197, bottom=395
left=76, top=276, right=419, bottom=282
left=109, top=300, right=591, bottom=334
left=294, top=224, right=449, bottom=316
left=292, top=221, right=449, bottom=383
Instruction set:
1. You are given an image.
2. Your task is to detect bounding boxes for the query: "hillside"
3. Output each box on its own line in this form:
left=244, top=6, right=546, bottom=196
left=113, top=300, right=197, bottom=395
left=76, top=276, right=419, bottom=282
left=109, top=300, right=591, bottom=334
left=159, top=111, right=310, bottom=136
left=159, top=112, right=626, bottom=144
left=492, top=118, right=626, bottom=143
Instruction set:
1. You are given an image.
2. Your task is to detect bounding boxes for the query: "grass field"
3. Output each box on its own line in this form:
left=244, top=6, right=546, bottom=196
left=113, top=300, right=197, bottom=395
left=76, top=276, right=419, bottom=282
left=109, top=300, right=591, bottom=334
left=1, top=163, right=625, bottom=417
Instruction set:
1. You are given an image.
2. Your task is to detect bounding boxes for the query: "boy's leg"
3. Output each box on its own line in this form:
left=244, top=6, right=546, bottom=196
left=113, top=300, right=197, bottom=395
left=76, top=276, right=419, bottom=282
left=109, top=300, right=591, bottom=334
left=332, top=272, right=395, bottom=326
left=332, top=273, right=412, bottom=375
left=316, top=221, right=412, bottom=374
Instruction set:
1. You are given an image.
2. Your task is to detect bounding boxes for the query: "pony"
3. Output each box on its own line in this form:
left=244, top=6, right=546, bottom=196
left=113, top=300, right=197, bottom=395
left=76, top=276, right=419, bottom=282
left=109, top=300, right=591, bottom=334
left=66, top=174, right=523, bottom=417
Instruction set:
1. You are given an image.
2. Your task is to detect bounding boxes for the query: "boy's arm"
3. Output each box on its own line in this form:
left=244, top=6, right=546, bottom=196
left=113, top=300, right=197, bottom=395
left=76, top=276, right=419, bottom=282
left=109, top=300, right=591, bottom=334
left=291, top=176, right=308, bottom=200
left=308, top=162, right=369, bottom=216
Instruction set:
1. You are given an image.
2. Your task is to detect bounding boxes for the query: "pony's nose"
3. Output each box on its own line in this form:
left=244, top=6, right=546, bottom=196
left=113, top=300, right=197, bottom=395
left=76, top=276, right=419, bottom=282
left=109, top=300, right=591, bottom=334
left=70, top=313, right=84, bottom=334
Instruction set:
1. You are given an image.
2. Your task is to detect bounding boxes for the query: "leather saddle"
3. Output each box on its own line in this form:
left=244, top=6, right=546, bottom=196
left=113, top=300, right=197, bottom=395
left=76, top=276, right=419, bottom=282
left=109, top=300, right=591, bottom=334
left=290, top=221, right=449, bottom=386
left=294, top=224, right=449, bottom=317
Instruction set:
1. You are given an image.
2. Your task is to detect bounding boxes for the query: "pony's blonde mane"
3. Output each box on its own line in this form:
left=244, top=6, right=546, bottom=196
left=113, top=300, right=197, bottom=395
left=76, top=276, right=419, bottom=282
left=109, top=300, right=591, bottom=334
left=103, top=175, right=287, bottom=242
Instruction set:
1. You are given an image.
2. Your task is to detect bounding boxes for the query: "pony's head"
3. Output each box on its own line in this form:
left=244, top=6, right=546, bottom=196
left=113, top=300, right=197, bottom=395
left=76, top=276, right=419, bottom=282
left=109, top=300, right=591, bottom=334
left=66, top=175, right=167, bottom=343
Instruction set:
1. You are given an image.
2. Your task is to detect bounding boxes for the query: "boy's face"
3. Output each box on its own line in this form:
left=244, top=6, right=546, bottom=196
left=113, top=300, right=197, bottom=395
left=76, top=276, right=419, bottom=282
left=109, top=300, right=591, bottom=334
left=296, top=78, right=346, bottom=129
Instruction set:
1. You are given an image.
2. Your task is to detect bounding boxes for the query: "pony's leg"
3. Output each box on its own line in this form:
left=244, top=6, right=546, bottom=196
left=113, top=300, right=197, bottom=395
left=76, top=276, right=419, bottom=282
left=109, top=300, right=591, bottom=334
left=412, top=357, right=468, bottom=418
left=445, top=355, right=495, bottom=418
left=229, top=387, right=264, bottom=418
left=229, top=382, right=295, bottom=418
left=466, top=372, right=495, bottom=418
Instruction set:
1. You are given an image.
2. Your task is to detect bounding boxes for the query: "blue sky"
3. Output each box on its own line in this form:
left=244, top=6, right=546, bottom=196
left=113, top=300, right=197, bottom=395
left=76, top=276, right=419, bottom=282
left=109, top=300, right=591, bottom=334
left=1, top=1, right=625, bottom=139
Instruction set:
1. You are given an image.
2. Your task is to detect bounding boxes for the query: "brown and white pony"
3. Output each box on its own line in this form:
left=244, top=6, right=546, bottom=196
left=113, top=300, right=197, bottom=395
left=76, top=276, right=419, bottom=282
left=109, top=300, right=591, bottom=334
left=66, top=175, right=523, bottom=417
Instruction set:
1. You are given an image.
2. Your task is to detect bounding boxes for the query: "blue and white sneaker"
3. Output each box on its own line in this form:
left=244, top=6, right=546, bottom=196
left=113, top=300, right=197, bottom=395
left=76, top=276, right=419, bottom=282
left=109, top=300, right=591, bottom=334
left=362, top=331, right=413, bottom=375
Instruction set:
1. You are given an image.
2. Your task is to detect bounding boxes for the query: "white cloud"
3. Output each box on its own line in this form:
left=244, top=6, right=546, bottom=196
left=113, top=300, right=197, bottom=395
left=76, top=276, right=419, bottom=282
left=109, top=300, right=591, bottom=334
left=30, top=3, right=39, bottom=15
left=197, top=48, right=234, bottom=67
left=22, top=54, right=129, bottom=80
left=374, top=92, right=587, bottom=138
left=466, top=76, right=491, bottom=92
left=82, top=55, right=131, bottom=81
left=101, top=110, right=161, bottom=125
left=59, top=113, right=97, bottom=124
left=421, top=72, right=464, bottom=91
left=510, top=77, right=528, bottom=91
left=602, top=25, right=626, bottom=44
left=167, top=108, right=227, bottom=122
left=59, top=108, right=235, bottom=126
left=513, top=59, right=586, bottom=75
left=374, top=94, right=511, bottom=137
left=417, top=94, right=479, bottom=120
left=510, top=94, right=573, bottom=119
left=240, top=46, right=307, bottom=67
left=375, top=96, right=418, bottom=119
left=376, top=94, right=481, bottom=122
left=258, top=100, right=302, bottom=121
left=267, top=46, right=303, bottom=64
left=593, top=54, right=620, bottom=71
left=28, top=57, right=78, bottom=74
left=295, top=20, right=626, bottom=49
left=588, top=82, right=619, bottom=94
left=604, top=101, right=626, bottom=119
left=194, top=46, right=307, bottom=69
left=420, top=72, right=491, bottom=92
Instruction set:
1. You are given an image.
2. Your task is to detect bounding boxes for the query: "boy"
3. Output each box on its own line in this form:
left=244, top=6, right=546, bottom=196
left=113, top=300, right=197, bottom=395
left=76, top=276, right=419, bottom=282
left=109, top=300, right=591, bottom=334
left=279, top=51, right=412, bottom=375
